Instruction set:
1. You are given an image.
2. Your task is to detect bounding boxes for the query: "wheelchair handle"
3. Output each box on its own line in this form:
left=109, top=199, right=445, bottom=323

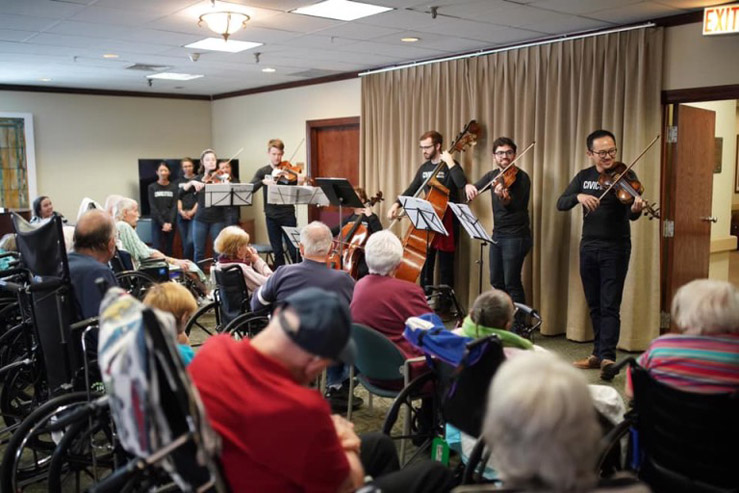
left=89, top=458, right=146, bottom=493
left=28, top=278, right=64, bottom=292
left=0, top=279, right=24, bottom=292
left=46, top=395, right=109, bottom=431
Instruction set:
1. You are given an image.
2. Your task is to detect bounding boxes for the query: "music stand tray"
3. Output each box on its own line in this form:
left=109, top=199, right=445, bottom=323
left=314, top=178, right=364, bottom=208
left=398, top=196, right=448, bottom=236
left=204, top=183, right=254, bottom=208
left=268, top=184, right=330, bottom=207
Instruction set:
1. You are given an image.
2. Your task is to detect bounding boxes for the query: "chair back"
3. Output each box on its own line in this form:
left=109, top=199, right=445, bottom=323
left=352, top=323, right=407, bottom=382
left=438, top=335, right=505, bottom=437
left=213, top=264, right=249, bottom=325
left=631, top=364, right=739, bottom=491
left=13, top=213, right=81, bottom=393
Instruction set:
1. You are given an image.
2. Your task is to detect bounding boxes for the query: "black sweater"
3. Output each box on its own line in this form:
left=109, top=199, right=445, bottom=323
left=398, top=159, right=468, bottom=204
left=474, top=167, right=531, bottom=237
left=148, top=181, right=178, bottom=226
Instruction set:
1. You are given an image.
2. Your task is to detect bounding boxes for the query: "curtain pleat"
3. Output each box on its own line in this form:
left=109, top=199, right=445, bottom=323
left=361, top=28, right=663, bottom=350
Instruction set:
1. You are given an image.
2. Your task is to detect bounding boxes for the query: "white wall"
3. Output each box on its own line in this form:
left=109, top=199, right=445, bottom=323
left=0, top=91, right=211, bottom=220
left=663, top=22, right=739, bottom=91
left=685, top=99, right=738, bottom=280
left=211, top=78, right=361, bottom=245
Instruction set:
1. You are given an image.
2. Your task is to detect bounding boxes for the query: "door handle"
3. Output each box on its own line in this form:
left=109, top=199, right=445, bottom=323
left=700, top=216, right=718, bottom=223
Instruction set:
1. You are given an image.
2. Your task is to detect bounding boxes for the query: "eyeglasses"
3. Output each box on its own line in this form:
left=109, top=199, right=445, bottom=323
left=419, top=145, right=435, bottom=150
left=591, top=148, right=617, bottom=158
left=494, top=150, right=515, bottom=157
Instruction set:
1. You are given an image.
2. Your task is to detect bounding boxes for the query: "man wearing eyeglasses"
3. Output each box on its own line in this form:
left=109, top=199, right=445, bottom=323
left=387, top=130, right=468, bottom=311
left=465, top=137, right=532, bottom=312
left=557, top=129, right=644, bottom=380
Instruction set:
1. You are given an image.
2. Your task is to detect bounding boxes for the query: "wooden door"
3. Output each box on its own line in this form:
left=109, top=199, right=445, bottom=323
left=661, top=104, right=715, bottom=331
left=306, top=117, right=360, bottom=229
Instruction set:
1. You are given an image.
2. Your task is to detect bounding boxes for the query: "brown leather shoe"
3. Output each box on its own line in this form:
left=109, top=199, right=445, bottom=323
left=573, top=355, right=601, bottom=369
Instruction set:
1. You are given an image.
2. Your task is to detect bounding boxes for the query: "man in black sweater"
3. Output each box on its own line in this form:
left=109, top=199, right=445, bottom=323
left=557, top=129, right=644, bottom=379
left=465, top=137, right=532, bottom=305
left=386, top=130, right=468, bottom=303
left=250, top=139, right=299, bottom=267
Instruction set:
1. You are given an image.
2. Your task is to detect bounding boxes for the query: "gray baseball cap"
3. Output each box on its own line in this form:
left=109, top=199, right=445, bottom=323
left=279, top=287, right=356, bottom=364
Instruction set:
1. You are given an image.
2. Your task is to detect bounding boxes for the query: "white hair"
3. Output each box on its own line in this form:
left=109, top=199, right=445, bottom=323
left=113, top=198, right=138, bottom=221
left=364, top=230, right=403, bottom=276
left=671, top=279, right=739, bottom=335
left=482, top=352, right=599, bottom=492
left=299, top=221, right=332, bottom=257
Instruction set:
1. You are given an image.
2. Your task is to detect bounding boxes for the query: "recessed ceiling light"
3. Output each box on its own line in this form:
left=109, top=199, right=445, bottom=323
left=185, top=37, right=262, bottom=53
left=39, top=78, right=52, bottom=82
left=291, top=0, right=393, bottom=21
left=103, top=53, right=119, bottom=59
left=146, top=73, right=204, bottom=81
left=262, top=67, right=276, bottom=73
left=401, top=37, right=420, bottom=42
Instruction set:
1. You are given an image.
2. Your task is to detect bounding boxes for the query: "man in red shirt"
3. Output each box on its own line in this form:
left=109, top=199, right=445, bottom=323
left=189, top=287, right=453, bottom=492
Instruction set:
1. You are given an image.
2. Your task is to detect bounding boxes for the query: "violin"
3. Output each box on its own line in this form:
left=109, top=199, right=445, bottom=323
left=271, top=161, right=303, bottom=185
left=598, top=162, right=660, bottom=219
left=592, top=135, right=661, bottom=220
left=475, top=141, right=536, bottom=201
left=327, top=190, right=383, bottom=279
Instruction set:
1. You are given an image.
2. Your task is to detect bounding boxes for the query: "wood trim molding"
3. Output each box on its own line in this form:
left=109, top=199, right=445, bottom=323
left=0, top=84, right=211, bottom=101
left=662, top=84, right=739, bottom=104
left=710, top=236, right=738, bottom=254
left=212, top=72, right=359, bottom=100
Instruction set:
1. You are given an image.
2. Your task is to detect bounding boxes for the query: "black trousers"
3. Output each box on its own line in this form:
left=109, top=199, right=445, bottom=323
left=421, top=248, right=455, bottom=291
left=489, top=234, right=532, bottom=304
left=579, top=241, right=630, bottom=362
left=359, top=432, right=455, bottom=493
left=265, top=215, right=297, bottom=267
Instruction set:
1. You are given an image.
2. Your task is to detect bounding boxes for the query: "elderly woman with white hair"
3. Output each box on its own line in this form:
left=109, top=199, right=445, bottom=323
left=627, top=279, right=739, bottom=396
left=483, top=352, right=648, bottom=493
left=114, top=197, right=206, bottom=291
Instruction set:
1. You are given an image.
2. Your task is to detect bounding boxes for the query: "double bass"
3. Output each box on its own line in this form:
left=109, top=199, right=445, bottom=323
left=326, top=189, right=384, bottom=279
left=394, top=120, right=481, bottom=283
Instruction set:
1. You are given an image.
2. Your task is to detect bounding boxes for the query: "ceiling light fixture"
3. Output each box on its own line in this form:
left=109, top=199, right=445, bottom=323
left=147, top=73, right=204, bottom=81
left=198, top=0, right=249, bottom=41
left=102, top=54, right=119, bottom=59
left=39, top=78, right=52, bottom=82
left=292, top=0, right=393, bottom=21
left=401, top=37, right=420, bottom=42
left=262, top=67, right=276, bottom=73
left=185, top=37, right=262, bottom=53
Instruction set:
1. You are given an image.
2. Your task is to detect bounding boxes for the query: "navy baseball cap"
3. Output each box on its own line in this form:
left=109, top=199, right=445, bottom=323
left=279, top=287, right=356, bottom=364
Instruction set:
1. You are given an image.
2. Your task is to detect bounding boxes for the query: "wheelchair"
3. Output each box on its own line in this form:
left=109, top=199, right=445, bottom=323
left=185, top=262, right=268, bottom=344
left=0, top=213, right=111, bottom=491
left=597, top=357, right=739, bottom=493
left=380, top=315, right=507, bottom=467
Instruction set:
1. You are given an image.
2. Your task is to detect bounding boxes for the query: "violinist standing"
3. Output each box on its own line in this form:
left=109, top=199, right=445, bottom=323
left=387, top=131, right=468, bottom=308
left=249, top=139, right=300, bottom=268
left=183, top=149, right=227, bottom=263
left=218, top=160, right=240, bottom=227
left=557, top=130, right=644, bottom=380
left=465, top=137, right=532, bottom=306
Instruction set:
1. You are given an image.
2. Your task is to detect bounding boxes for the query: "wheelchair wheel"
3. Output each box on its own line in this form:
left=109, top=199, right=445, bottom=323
left=0, top=391, right=91, bottom=492
left=0, top=357, right=45, bottom=430
left=185, top=300, right=221, bottom=345
left=114, top=271, right=155, bottom=300
left=382, top=371, right=442, bottom=464
left=223, top=312, right=269, bottom=340
left=46, top=407, right=121, bottom=493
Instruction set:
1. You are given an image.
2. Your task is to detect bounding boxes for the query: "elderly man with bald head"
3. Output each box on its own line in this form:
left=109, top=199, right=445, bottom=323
left=68, top=209, right=118, bottom=320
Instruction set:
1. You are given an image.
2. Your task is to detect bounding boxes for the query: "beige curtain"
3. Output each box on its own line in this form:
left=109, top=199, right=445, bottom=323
left=361, top=27, right=663, bottom=350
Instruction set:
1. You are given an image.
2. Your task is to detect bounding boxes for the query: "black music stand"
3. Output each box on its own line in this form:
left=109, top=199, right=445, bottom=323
left=315, top=178, right=364, bottom=269
left=448, top=203, right=495, bottom=295
left=204, top=183, right=254, bottom=207
left=398, top=195, right=448, bottom=286
left=281, top=226, right=302, bottom=263
left=267, top=184, right=330, bottom=207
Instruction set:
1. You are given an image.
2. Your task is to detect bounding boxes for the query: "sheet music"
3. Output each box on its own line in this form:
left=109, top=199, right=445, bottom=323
left=268, top=185, right=330, bottom=206
left=448, top=203, right=493, bottom=243
left=204, top=183, right=254, bottom=207
left=398, top=195, right=448, bottom=236
left=281, top=226, right=302, bottom=249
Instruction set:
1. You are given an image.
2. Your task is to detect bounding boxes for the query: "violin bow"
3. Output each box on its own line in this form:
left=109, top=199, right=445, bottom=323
left=595, top=134, right=660, bottom=202
left=476, top=141, right=536, bottom=196
left=287, top=138, right=306, bottom=163
left=222, top=147, right=244, bottom=165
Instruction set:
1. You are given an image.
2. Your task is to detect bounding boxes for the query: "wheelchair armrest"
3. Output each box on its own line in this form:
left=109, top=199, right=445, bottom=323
left=47, top=395, right=109, bottom=431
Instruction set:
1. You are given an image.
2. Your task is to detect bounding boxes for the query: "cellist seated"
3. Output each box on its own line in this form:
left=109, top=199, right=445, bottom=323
left=329, top=187, right=383, bottom=279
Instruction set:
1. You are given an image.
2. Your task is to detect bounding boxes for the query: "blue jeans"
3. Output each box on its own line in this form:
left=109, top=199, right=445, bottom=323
left=489, top=234, right=532, bottom=304
left=579, top=241, right=631, bottom=362
left=327, top=363, right=351, bottom=390
left=266, top=215, right=297, bottom=267
left=177, top=216, right=194, bottom=261
left=193, top=220, right=225, bottom=263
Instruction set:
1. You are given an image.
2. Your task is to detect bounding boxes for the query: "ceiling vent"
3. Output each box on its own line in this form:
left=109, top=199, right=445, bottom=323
left=288, top=69, right=342, bottom=78
left=126, top=63, right=171, bottom=72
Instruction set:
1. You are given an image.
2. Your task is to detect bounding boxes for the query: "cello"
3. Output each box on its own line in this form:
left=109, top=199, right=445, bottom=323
left=326, top=189, right=384, bottom=278
left=393, top=120, right=480, bottom=283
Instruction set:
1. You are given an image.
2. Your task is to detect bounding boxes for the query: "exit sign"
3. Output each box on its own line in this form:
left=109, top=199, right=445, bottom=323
left=703, top=3, right=739, bottom=35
